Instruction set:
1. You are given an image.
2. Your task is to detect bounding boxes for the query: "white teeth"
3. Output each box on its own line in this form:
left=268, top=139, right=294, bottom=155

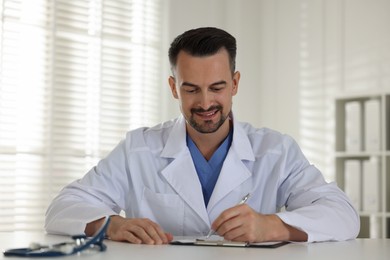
left=196, top=110, right=217, bottom=117
left=200, top=111, right=216, bottom=117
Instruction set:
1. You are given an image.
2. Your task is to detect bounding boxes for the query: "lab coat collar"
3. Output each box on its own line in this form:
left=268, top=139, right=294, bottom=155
left=160, top=114, right=255, bottom=161
left=160, top=115, right=187, bottom=158
left=207, top=116, right=255, bottom=212
left=160, top=115, right=209, bottom=226
left=230, top=114, right=256, bottom=162
left=160, top=114, right=256, bottom=226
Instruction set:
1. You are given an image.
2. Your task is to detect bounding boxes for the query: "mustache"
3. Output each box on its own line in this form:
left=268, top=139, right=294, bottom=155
left=191, top=105, right=222, bottom=113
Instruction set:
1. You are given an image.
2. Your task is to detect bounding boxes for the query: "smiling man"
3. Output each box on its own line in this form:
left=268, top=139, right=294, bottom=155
left=45, top=27, right=359, bottom=244
left=169, top=48, right=238, bottom=161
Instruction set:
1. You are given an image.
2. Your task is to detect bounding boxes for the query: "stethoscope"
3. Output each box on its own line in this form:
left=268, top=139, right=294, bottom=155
left=3, top=216, right=110, bottom=257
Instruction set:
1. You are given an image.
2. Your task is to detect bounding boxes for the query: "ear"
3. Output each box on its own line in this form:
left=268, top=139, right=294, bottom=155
left=232, top=71, right=240, bottom=96
left=168, top=76, right=179, bottom=99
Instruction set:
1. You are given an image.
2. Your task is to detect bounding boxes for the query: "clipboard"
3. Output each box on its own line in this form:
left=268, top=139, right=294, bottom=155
left=170, top=238, right=289, bottom=248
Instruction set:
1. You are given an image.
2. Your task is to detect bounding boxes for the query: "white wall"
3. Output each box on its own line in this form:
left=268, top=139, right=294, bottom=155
left=344, top=0, right=390, bottom=92
left=162, top=0, right=301, bottom=141
left=161, top=0, right=390, bottom=180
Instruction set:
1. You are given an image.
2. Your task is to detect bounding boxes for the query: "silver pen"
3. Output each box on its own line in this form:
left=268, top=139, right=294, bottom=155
left=205, top=193, right=251, bottom=239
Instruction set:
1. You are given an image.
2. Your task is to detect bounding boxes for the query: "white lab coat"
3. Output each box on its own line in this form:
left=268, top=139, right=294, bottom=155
left=45, top=115, right=359, bottom=242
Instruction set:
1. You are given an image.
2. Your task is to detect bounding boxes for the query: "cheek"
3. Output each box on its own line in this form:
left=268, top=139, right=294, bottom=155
left=178, top=93, right=194, bottom=105
left=177, top=96, right=190, bottom=110
left=218, top=93, right=233, bottom=105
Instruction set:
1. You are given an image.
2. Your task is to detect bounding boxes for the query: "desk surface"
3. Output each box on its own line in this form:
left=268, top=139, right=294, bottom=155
left=1, top=232, right=389, bottom=260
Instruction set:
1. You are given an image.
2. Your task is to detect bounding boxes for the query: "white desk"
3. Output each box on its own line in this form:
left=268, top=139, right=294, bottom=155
left=1, top=232, right=389, bottom=260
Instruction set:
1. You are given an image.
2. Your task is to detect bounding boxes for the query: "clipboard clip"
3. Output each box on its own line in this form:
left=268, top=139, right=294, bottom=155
left=170, top=238, right=289, bottom=248
left=195, top=239, right=248, bottom=247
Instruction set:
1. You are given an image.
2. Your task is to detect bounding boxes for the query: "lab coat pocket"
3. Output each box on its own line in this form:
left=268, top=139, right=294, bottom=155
left=140, top=187, right=184, bottom=235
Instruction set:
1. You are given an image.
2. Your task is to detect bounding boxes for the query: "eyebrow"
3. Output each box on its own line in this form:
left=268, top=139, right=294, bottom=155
left=181, top=80, right=227, bottom=87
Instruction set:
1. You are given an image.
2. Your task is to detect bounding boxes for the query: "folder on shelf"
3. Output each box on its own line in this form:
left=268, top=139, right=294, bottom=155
left=345, top=101, right=362, bottom=152
left=362, top=157, right=381, bottom=212
left=344, top=160, right=361, bottom=211
left=364, top=99, right=381, bottom=151
left=369, top=215, right=382, bottom=238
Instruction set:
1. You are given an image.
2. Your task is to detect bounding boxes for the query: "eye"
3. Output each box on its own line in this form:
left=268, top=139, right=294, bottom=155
left=183, top=87, right=198, bottom=93
left=211, top=87, right=223, bottom=92
left=209, top=82, right=226, bottom=92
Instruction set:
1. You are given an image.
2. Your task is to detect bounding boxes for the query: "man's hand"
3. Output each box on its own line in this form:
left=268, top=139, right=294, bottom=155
left=211, top=204, right=307, bottom=242
left=85, top=216, right=173, bottom=245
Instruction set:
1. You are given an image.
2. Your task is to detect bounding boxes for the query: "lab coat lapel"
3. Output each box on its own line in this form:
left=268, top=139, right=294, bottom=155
left=160, top=116, right=209, bottom=226
left=207, top=120, right=255, bottom=211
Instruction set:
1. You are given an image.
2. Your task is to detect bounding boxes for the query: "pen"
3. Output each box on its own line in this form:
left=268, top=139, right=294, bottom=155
left=205, top=193, right=251, bottom=239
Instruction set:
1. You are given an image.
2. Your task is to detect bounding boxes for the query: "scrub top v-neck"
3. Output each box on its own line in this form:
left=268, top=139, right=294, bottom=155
left=186, top=128, right=233, bottom=206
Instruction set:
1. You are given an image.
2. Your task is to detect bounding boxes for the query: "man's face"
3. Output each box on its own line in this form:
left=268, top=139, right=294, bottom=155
left=169, top=49, right=240, bottom=134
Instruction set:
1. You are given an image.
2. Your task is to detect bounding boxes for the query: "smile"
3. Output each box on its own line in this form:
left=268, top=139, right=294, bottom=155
left=194, top=109, right=219, bottom=120
left=197, top=110, right=217, bottom=116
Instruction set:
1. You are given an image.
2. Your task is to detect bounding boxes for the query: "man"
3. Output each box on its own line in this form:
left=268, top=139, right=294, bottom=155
left=45, top=27, right=359, bottom=244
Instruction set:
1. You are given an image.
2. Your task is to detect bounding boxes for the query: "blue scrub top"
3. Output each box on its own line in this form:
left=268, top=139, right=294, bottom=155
left=186, top=128, right=233, bottom=206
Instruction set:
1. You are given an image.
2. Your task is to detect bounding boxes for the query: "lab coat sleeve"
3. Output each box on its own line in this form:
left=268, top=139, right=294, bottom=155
left=274, top=137, right=360, bottom=242
left=45, top=139, right=129, bottom=235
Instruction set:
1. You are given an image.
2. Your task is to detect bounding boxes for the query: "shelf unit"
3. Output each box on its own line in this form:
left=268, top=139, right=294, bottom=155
left=335, top=92, right=390, bottom=238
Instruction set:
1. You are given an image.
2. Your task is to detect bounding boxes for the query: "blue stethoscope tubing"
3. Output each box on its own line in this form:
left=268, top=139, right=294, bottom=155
left=3, top=216, right=110, bottom=257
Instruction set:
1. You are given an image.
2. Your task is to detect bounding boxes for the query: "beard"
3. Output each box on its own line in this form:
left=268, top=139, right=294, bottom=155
left=187, top=105, right=228, bottom=134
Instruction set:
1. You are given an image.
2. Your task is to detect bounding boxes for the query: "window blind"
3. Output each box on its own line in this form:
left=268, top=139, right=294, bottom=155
left=0, top=0, right=162, bottom=231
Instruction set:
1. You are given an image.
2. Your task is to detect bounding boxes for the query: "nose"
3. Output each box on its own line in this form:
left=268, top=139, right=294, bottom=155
left=198, top=91, right=213, bottom=109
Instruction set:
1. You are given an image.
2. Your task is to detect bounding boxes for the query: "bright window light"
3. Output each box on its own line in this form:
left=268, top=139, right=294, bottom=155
left=0, top=0, right=163, bottom=231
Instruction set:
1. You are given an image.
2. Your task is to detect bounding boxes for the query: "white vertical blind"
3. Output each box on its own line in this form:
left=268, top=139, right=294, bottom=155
left=0, top=0, right=162, bottom=231
left=298, top=0, right=336, bottom=182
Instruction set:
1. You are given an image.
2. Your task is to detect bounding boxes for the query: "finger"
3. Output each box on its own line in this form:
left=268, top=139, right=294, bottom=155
left=122, top=230, right=142, bottom=244
left=165, top=233, right=174, bottom=242
left=221, top=226, right=246, bottom=241
left=212, top=205, right=244, bottom=232
left=107, top=217, right=170, bottom=244
left=142, top=222, right=166, bottom=244
left=227, top=232, right=258, bottom=243
left=222, top=210, right=262, bottom=242
left=143, top=219, right=172, bottom=244
left=216, top=214, right=244, bottom=237
left=128, top=224, right=156, bottom=244
left=135, top=219, right=171, bottom=244
left=151, top=221, right=172, bottom=244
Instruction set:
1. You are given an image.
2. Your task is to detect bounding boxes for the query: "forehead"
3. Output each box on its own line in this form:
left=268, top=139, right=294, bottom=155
left=174, top=49, right=231, bottom=78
